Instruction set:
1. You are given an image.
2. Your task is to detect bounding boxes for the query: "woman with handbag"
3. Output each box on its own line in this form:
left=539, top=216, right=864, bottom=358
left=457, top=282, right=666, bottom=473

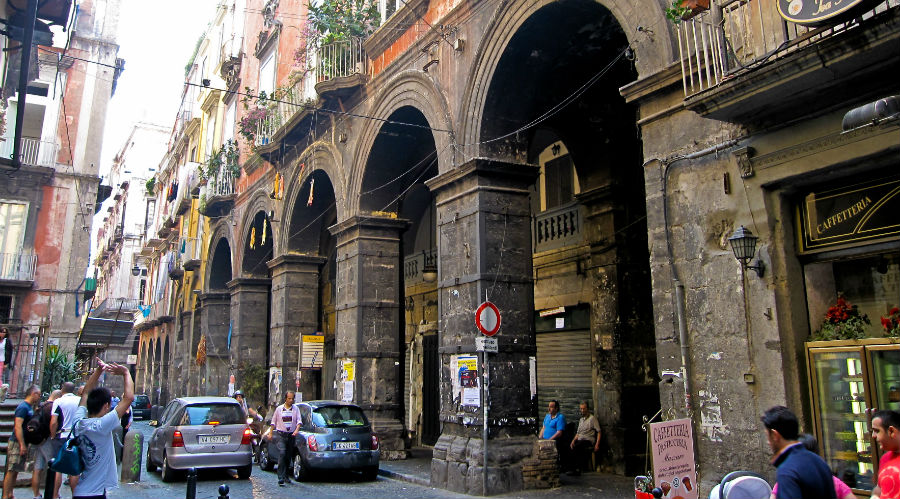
left=68, top=359, right=134, bottom=499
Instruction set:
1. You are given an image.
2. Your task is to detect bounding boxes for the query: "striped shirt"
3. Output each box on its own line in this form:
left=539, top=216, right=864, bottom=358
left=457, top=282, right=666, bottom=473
left=271, top=404, right=300, bottom=432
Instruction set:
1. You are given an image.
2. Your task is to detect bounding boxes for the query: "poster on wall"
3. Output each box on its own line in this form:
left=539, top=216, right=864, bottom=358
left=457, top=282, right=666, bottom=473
left=301, top=333, right=325, bottom=369
left=650, top=418, right=698, bottom=499
left=451, top=355, right=480, bottom=407
left=340, top=360, right=356, bottom=402
left=268, top=367, right=282, bottom=404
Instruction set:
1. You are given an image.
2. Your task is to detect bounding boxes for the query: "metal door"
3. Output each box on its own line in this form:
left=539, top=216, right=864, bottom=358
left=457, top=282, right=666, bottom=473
left=421, top=333, right=440, bottom=446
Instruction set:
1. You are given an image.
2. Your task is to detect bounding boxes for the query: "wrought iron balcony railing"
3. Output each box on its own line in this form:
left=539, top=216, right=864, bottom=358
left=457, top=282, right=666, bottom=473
left=677, top=0, right=899, bottom=98
left=0, top=137, right=60, bottom=167
left=532, top=201, right=585, bottom=253
left=404, top=248, right=437, bottom=285
left=0, top=252, right=37, bottom=281
left=317, top=37, right=367, bottom=82
left=254, top=79, right=313, bottom=148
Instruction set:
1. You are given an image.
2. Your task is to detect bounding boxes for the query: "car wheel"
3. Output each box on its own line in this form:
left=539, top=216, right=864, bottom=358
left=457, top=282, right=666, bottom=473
left=362, top=465, right=378, bottom=481
left=259, top=444, right=273, bottom=471
left=145, top=447, right=157, bottom=472
left=160, top=453, right=179, bottom=482
left=237, top=463, right=252, bottom=480
left=292, top=454, right=308, bottom=481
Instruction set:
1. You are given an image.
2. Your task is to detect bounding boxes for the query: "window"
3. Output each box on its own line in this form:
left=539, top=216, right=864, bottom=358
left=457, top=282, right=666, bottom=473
left=205, top=113, right=216, bottom=162
left=0, top=295, right=12, bottom=324
left=144, top=200, right=156, bottom=232
left=544, top=155, right=575, bottom=210
left=223, top=100, right=236, bottom=143
left=180, top=403, right=244, bottom=425
left=311, top=405, right=368, bottom=427
left=259, top=51, right=276, bottom=97
left=0, top=202, right=27, bottom=255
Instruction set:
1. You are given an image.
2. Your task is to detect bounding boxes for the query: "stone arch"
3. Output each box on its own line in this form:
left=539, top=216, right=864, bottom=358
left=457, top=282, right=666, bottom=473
left=206, top=221, right=235, bottom=292
left=347, top=70, right=455, bottom=215
left=237, top=189, right=277, bottom=277
left=458, top=0, right=673, bottom=150
left=280, top=142, right=344, bottom=254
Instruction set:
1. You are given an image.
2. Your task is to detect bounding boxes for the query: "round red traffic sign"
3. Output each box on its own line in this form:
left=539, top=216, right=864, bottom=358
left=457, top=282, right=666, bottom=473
left=475, top=301, right=501, bottom=336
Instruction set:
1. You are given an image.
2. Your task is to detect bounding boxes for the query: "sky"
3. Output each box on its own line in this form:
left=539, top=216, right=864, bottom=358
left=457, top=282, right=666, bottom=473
left=99, top=0, right=220, bottom=175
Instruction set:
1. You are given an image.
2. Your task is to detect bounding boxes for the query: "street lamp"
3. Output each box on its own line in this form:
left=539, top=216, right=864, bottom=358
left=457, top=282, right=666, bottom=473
left=728, top=226, right=765, bottom=277
left=131, top=265, right=141, bottom=277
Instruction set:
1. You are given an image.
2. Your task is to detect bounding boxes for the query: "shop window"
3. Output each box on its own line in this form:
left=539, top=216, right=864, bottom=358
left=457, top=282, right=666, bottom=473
left=804, top=252, right=900, bottom=337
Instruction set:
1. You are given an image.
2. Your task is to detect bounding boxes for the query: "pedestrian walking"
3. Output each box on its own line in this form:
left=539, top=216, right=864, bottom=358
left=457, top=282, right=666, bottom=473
left=871, top=409, right=900, bottom=499
left=32, top=389, right=63, bottom=499
left=0, top=327, right=13, bottom=387
left=568, top=401, right=601, bottom=475
left=51, top=381, right=82, bottom=499
left=270, top=391, right=300, bottom=486
left=762, top=405, right=836, bottom=499
left=71, top=359, right=134, bottom=499
left=770, top=434, right=857, bottom=499
left=1, top=384, right=40, bottom=499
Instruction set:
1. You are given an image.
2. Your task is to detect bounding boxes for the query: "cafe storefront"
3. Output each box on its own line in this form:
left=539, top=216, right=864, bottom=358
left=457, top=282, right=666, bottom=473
left=798, top=168, right=899, bottom=494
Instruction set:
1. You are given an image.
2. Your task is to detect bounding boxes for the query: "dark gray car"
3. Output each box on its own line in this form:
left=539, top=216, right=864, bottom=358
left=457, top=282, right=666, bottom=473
left=289, top=400, right=380, bottom=481
left=146, top=396, right=253, bottom=482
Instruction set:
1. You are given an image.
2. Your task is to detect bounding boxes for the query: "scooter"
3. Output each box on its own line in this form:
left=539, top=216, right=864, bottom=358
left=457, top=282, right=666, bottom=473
left=247, top=406, right=265, bottom=463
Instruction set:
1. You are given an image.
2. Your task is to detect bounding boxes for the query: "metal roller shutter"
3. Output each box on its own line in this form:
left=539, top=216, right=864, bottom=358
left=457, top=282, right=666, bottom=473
left=536, top=329, right=593, bottom=425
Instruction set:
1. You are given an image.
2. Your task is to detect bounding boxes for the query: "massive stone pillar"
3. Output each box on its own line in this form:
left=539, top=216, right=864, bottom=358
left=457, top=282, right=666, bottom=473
left=426, top=159, right=539, bottom=495
left=329, top=216, right=409, bottom=460
left=228, top=277, right=271, bottom=375
left=267, top=255, right=325, bottom=406
left=199, top=292, right=231, bottom=396
left=135, top=339, right=147, bottom=394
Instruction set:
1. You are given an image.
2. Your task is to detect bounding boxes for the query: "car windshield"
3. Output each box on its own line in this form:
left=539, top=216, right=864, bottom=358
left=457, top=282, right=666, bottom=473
left=179, top=403, right=244, bottom=425
left=311, top=405, right=368, bottom=427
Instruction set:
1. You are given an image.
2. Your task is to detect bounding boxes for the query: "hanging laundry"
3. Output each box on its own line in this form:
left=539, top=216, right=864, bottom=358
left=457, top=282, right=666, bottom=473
left=262, top=219, right=267, bottom=246
left=299, top=162, right=305, bottom=179
left=196, top=334, right=207, bottom=366
left=250, top=226, right=256, bottom=249
left=271, top=172, right=280, bottom=199
left=307, top=178, right=315, bottom=207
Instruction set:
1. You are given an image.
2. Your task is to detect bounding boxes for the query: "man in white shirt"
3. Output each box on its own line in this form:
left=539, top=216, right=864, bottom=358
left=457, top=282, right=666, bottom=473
left=71, top=359, right=134, bottom=499
left=51, top=381, right=82, bottom=497
left=270, top=391, right=299, bottom=486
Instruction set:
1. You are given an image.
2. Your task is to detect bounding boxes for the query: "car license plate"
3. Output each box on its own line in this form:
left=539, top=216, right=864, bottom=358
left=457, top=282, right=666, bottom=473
left=198, top=435, right=229, bottom=444
left=333, top=441, right=359, bottom=450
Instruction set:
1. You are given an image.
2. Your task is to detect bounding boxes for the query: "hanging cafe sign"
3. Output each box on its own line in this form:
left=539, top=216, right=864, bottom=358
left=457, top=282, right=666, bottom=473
left=777, top=0, right=885, bottom=25
left=798, top=173, right=900, bottom=252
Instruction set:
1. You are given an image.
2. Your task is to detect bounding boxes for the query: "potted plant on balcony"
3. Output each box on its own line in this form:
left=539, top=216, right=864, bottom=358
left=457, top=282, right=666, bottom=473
left=145, top=177, right=156, bottom=196
left=666, top=0, right=709, bottom=22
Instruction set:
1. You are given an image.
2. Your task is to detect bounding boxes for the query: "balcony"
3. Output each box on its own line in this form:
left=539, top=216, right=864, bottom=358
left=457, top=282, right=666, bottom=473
left=91, top=297, right=141, bottom=317
left=678, top=0, right=900, bottom=122
left=0, top=252, right=37, bottom=285
left=0, top=137, right=60, bottom=167
left=181, top=237, right=203, bottom=271
left=314, top=37, right=368, bottom=98
left=201, top=167, right=237, bottom=217
left=254, top=80, right=316, bottom=150
left=404, top=248, right=437, bottom=286
left=532, top=201, right=585, bottom=253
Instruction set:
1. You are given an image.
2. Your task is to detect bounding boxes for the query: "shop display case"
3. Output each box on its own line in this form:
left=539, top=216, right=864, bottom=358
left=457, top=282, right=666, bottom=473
left=806, top=338, right=900, bottom=495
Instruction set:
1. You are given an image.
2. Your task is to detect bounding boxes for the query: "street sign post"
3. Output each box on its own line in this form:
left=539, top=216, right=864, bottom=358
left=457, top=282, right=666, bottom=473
left=475, top=336, right=498, bottom=353
left=475, top=301, right=501, bottom=336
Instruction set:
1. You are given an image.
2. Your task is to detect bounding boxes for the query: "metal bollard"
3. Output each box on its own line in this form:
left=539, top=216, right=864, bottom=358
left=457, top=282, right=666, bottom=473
left=218, top=484, right=230, bottom=499
left=43, top=460, right=56, bottom=499
left=186, top=467, right=197, bottom=499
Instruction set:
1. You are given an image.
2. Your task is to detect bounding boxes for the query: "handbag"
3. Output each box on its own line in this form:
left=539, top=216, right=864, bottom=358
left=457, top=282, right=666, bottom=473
left=50, top=425, right=85, bottom=475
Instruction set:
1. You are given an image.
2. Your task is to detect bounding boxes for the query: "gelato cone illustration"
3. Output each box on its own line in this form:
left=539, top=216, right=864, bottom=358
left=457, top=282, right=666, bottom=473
left=683, top=476, right=693, bottom=491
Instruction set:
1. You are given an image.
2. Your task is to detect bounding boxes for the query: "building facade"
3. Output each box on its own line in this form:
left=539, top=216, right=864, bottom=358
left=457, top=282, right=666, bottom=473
left=135, top=0, right=900, bottom=495
left=1, top=0, right=121, bottom=395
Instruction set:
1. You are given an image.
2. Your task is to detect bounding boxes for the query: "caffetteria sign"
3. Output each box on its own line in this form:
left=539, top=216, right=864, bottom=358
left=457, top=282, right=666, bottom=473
left=777, top=0, right=884, bottom=25
left=798, top=173, right=900, bottom=252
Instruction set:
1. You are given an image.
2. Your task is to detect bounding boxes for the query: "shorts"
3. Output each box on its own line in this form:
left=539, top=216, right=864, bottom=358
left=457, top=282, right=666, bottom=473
left=34, top=438, right=62, bottom=470
left=5, top=439, right=37, bottom=472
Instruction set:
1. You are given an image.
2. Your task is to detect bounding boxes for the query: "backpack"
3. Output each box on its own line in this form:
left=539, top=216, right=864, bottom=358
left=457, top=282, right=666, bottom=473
left=24, top=400, right=53, bottom=445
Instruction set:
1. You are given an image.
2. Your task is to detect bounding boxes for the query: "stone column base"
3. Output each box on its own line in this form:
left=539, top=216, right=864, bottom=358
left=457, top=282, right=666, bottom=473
left=372, top=416, right=409, bottom=460
left=430, top=434, right=534, bottom=495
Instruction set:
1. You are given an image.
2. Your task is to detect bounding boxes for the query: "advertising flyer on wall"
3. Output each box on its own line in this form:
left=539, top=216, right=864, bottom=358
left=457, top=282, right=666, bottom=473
left=650, top=418, right=698, bottom=499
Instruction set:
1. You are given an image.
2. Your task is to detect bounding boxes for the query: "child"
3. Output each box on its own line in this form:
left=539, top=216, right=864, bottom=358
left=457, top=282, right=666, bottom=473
left=872, top=410, right=900, bottom=499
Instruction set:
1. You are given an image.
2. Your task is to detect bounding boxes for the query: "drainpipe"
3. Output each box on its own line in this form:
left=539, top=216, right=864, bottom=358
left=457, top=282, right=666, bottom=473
left=12, top=0, right=39, bottom=169
left=645, top=138, right=741, bottom=414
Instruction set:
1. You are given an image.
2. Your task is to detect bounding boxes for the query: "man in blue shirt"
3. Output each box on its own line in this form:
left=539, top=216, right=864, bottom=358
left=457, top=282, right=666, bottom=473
left=540, top=399, right=566, bottom=466
left=2, top=384, right=40, bottom=499
left=762, top=405, right=836, bottom=499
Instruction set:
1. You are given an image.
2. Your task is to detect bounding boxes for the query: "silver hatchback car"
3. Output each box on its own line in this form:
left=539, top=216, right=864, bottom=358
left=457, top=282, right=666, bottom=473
left=290, top=400, right=380, bottom=481
left=146, top=396, right=253, bottom=482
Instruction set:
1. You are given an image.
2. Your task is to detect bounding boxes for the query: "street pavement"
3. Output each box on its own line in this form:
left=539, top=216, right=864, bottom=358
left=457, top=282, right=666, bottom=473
left=16, top=420, right=636, bottom=498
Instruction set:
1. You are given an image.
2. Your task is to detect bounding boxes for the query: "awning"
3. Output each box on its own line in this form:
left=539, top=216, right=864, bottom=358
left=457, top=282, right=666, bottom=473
left=78, top=317, right=134, bottom=346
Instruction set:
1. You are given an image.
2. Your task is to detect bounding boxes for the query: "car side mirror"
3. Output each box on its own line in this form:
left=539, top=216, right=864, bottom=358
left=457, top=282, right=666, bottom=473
left=148, top=420, right=158, bottom=427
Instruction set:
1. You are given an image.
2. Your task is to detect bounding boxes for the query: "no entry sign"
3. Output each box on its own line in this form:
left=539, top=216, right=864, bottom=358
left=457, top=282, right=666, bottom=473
left=475, top=301, right=501, bottom=336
